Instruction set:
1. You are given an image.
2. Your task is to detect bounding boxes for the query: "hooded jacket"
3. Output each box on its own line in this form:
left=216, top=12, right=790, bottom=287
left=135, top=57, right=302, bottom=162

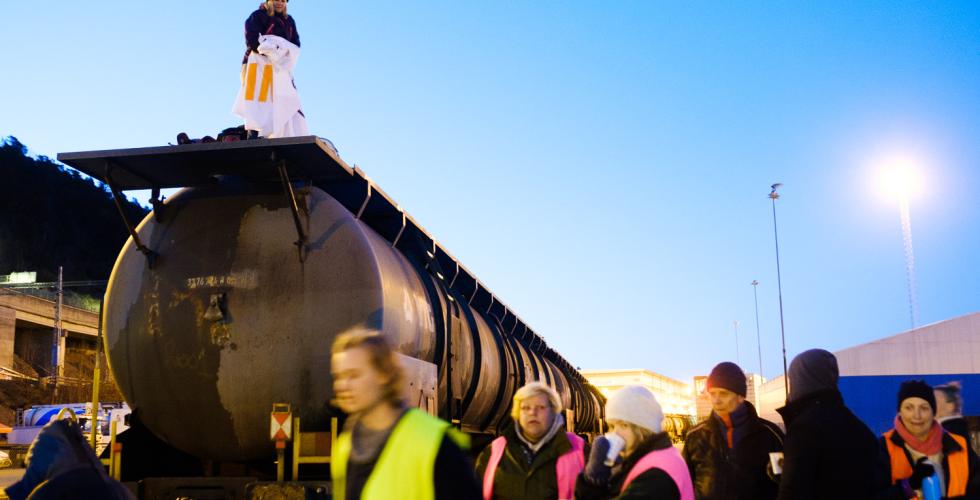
left=681, top=401, right=783, bottom=500
left=775, top=389, right=883, bottom=500
left=5, top=420, right=133, bottom=500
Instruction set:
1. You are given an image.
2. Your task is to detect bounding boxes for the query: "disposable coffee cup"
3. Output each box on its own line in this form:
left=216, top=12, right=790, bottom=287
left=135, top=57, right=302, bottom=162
left=603, top=432, right=626, bottom=466
left=769, top=452, right=784, bottom=475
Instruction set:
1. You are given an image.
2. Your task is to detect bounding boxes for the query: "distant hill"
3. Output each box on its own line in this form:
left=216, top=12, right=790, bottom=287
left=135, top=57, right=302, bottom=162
left=0, top=136, right=149, bottom=285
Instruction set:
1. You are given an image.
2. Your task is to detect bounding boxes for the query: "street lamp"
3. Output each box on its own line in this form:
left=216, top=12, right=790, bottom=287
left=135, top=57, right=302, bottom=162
left=875, top=159, right=921, bottom=329
left=769, top=183, right=789, bottom=398
left=751, top=280, right=763, bottom=378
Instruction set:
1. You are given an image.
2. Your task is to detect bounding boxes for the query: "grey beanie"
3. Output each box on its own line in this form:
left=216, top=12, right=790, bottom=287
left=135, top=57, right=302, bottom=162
left=788, top=349, right=839, bottom=402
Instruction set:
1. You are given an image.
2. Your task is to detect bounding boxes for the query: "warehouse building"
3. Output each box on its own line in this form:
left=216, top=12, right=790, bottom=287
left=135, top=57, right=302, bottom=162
left=755, top=311, right=980, bottom=451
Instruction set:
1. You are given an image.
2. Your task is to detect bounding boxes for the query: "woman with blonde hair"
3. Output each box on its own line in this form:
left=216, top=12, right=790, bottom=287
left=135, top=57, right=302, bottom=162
left=576, top=385, right=694, bottom=499
left=330, top=328, right=480, bottom=500
left=476, top=381, right=585, bottom=499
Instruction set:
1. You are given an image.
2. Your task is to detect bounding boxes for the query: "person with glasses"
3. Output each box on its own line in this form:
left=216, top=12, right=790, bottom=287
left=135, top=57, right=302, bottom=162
left=476, top=381, right=585, bottom=500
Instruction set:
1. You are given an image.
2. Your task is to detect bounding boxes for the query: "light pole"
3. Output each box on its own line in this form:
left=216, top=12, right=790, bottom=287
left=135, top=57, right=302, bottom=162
left=751, top=280, right=763, bottom=378
left=875, top=157, right=922, bottom=330
left=898, top=190, right=919, bottom=329
left=769, top=183, right=789, bottom=399
left=732, top=320, right=741, bottom=366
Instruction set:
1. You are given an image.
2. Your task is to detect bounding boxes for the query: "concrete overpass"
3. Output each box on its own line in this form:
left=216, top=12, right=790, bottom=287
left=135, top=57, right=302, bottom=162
left=0, top=289, right=99, bottom=375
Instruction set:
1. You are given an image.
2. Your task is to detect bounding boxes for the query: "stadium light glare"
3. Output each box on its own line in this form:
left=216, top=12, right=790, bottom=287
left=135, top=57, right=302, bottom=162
left=875, top=154, right=924, bottom=201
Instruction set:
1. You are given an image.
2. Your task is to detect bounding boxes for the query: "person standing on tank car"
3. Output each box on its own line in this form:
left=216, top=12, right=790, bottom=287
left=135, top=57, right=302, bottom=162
left=243, top=0, right=299, bottom=64
left=475, top=381, right=586, bottom=500
left=330, top=329, right=481, bottom=500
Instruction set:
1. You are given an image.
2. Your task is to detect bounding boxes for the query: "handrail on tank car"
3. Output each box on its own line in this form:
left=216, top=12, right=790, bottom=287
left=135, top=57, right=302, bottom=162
left=105, top=160, right=157, bottom=267
left=273, top=150, right=309, bottom=262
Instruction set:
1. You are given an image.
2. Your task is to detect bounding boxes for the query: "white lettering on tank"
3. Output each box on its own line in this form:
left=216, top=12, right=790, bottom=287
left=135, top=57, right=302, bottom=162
left=186, top=270, right=259, bottom=290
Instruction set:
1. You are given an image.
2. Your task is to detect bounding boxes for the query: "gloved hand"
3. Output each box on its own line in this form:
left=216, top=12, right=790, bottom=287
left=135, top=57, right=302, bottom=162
left=585, top=436, right=612, bottom=486
left=908, top=457, right=935, bottom=489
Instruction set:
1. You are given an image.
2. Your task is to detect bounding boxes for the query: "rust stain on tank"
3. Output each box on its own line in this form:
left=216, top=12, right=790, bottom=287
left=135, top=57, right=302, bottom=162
left=210, top=323, right=231, bottom=348
left=145, top=276, right=161, bottom=337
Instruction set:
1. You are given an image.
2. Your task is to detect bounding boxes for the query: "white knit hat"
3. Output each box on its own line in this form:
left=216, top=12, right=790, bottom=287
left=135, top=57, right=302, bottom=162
left=605, top=385, right=663, bottom=433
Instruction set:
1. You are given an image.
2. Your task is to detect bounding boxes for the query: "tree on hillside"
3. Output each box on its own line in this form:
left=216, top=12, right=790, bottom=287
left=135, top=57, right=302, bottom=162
left=0, top=136, right=149, bottom=284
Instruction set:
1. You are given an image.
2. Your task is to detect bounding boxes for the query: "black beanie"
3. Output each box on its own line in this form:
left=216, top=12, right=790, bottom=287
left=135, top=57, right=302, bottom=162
left=897, top=380, right=936, bottom=414
left=706, top=362, right=747, bottom=397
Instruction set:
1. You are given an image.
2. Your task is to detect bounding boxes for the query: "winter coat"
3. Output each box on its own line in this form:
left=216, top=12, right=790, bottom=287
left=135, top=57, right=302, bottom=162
left=942, top=417, right=971, bottom=441
left=475, top=424, right=579, bottom=500
left=243, top=6, right=300, bottom=63
left=682, top=401, right=784, bottom=500
left=574, top=432, right=684, bottom=500
left=876, top=426, right=980, bottom=500
left=775, top=389, right=883, bottom=500
left=5, top=420, right=134, bottom=500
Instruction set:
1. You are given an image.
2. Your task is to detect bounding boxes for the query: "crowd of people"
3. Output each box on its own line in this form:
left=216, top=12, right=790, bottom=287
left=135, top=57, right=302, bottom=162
left=5, top=328, right=976, bottom=499
left=325, top=330, right=978, bottom=500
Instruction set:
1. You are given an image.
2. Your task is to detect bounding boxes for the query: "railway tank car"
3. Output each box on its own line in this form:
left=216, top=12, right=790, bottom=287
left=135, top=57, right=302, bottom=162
left=59, top=137, right=604, bottom=463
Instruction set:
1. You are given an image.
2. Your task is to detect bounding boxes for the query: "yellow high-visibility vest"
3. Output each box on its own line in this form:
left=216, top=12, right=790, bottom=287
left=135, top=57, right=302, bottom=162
left=332, top=408, right=468, bottom=500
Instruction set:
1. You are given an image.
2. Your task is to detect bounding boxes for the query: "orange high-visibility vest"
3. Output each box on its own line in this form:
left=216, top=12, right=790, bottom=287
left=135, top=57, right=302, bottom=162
left=883, top=429, right=969, bottom=497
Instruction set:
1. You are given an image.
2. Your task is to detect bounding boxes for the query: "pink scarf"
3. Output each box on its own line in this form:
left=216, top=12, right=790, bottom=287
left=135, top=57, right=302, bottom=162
left=894, top=415, right=943, bottom=456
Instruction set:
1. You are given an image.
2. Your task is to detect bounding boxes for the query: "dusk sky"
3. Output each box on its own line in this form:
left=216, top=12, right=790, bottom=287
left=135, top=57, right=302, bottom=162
left=4, top=2, right=979, bottom=383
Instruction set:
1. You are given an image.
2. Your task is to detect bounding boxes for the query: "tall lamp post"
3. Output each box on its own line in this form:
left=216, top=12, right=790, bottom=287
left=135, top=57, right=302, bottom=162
left=898, top=195, right=918, bottom=329
left=769, top=183, right=789, bottom=398
left=876, top=157, right=922, bottom=330
left=751, top=280, right=763, bottom=378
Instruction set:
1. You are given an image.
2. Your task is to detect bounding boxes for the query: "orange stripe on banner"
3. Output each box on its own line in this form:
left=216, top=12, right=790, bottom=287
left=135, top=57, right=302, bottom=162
left=258, top=64, right=274, bottom=102
left=245, top=63, right=258, bottom=101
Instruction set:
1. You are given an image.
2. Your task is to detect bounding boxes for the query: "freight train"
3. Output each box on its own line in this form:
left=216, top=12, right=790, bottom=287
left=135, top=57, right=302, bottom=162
left=59, top=137, right=605, bottom=470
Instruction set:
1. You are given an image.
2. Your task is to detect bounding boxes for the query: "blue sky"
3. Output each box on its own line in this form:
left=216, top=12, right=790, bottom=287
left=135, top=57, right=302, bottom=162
left=4, top=2, right=979, bottom=382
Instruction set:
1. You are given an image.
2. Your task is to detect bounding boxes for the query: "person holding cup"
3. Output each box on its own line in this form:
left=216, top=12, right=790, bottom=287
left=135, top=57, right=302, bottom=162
left=476, top=381, right=585, bottom=500
left=576, top=385, right=695, bottom=499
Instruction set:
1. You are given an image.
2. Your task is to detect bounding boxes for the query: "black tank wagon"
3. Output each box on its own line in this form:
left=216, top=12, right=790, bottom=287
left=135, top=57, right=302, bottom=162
left=59, top=136, right=604, bottom=463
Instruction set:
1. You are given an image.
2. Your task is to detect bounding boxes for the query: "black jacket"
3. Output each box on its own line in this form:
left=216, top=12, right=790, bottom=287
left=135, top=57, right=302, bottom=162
left=942, top=417, right=971, bottom=441
left=876, top=426, right=980, bottom=500
left=243, top=6, right=300, bottom=63
left=682, top=402, right=784, bottom=500
left=775, top=389, right=883, bottom=500
left=575, top=432, right=682, bottom=500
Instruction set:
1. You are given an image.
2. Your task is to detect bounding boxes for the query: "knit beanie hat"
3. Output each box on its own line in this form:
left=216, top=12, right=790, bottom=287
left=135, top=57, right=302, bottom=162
left=787, top=349, right=839, bottom=402
left=897, top=380, right=936, bottom=414
left=605, top=385, right=664, bottom=433
left=706, top=362, right=747, bottom=397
